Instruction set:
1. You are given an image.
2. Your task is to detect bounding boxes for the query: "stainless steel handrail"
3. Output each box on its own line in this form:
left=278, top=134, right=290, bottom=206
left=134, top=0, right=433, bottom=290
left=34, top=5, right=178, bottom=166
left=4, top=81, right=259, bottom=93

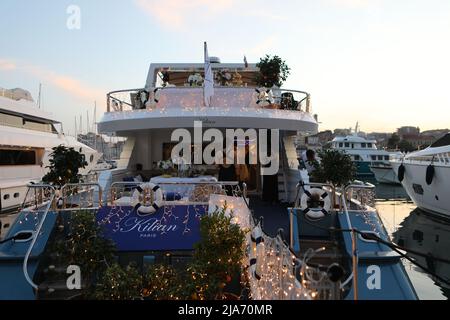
left=343, top=181, right=376, bottom=209
left=341, top=193, right=358, bottom=301
left=22, top=184, right=56, bottom=291
left=109, top=180, right=243, bottom=204
left=106, top=86, right=311, bottom=113
left=60, top=183, right=103, bottom=211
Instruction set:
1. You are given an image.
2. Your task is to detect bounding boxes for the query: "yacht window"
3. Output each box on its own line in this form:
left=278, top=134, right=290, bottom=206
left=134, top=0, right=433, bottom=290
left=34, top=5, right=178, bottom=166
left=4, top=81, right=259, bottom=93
left=344, top=143, right=350, bottom=148
left=3, top=194, right=10, bottom=200
left=22, top=120, right=53, bottom=133
left=90, top=154, right=94, bottom=163
left=413, top=184, right=424, bottom=195
left=368, top=143, right=373, bottom=148
left=351, top=144, right=354, bottom=149
left=0, top=149, right=36, bottom=166
left=378, top=156, right=383, bottom=161
left=371, top=155, right=377, bottom=161
left=384, top=156, right=389, bottom=161
left=339, top=143, right=343, bottom=148
left=0, top=112, right=22, bottom=127
left=361, top=143, right=366, bottom=148
left=14, top=193, right=20, bottom=198
left=354, top=155, right=361, bottom=161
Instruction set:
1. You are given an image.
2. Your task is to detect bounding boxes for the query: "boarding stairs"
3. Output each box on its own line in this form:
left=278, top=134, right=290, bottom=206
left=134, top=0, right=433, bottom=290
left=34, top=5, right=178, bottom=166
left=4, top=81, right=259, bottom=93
left=278, top=133, right=301, bottom=203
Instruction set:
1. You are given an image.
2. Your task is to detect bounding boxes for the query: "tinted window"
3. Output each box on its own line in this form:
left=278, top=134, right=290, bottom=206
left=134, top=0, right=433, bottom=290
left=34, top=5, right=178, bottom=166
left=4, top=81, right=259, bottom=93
left=344, top=143, right=350, bottom=148
left=339, top=143, right=343, bottom=148
left=0, top=149, right=36, bottom=165
left=361, top=143, right=366, bottom=148
left=384, top=156, right=389, bottom=161
left=371, top=155, right=377, bottom=160
left=378, top=156, right=383, bottom=161
left=368, top=143, right=372, bottom=148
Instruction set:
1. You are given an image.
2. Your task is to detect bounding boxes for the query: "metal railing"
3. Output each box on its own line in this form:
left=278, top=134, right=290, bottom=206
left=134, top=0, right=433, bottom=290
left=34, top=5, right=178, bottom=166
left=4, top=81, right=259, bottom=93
left=109, top=181, right=246, bottom=206
left=343, top=181, right=376, bottom=209
left=106, top=86, right=311, bottom=113
left=59, top=183, right=103, bottom=211
left=22, top=184, right=56, bottom=291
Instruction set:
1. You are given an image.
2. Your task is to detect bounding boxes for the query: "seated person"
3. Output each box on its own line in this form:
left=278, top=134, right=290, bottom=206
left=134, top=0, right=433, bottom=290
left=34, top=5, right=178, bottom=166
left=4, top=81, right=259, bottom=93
left=300, top=149, right=319, bottom=175
left=135, top=163, right=148, bottom=181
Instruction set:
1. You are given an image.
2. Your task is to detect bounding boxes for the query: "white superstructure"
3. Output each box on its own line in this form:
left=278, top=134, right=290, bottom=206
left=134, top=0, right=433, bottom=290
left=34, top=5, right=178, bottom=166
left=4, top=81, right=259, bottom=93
left=330, top=133, right=395, bottom=175
left=0, top=90, right=101, bottom=212
left=391, top=134, right=450, bottom=217
left=97, top=57, right=319, bottom=202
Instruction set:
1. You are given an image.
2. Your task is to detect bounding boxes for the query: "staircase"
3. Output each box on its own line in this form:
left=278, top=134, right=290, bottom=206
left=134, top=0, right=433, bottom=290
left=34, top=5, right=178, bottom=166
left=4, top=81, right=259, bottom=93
left=35, top=214, right=85, bottom=300
left=278, top=134, right=301, bottom=203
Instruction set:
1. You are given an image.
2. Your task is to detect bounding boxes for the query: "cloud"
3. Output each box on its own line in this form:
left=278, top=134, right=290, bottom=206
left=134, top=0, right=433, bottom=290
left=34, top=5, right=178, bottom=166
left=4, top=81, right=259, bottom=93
left=326, top=0, right=380, bottom=8
left=135, top=0, right=234, bottom=30
left=248, top=35, right=278, bottom=56
left=0, top=59, right=16, bottom=71
left=1, top=58, right=104, bottom=103
left=134, top=0, right=285, bottom=31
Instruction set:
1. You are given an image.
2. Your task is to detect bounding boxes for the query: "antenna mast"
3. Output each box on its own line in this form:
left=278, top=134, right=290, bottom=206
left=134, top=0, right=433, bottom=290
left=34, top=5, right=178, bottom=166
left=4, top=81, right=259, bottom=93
left=37, top=83, right=42, bottom=109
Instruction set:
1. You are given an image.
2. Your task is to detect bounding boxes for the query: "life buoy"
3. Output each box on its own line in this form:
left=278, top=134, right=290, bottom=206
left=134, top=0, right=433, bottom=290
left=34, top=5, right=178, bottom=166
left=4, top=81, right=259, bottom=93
left=253, top=88, right=274, bottom=107
left=300, top=188, right=331, bottom=220
left=398, top=164, right=405, bottom=182
left=426, top=164, right=435, bottom=185
left=145, top=88, right=161, bottom=109
left=133, top=183, right=164, bottom=216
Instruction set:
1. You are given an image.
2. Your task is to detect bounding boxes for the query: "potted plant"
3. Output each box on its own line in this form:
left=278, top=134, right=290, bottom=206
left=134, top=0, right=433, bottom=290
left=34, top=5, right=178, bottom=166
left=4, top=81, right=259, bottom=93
left=42, top=145, right=88, bottom=187
left=255, top=55, right=291, bottom=88
left=310, top=149, right=356, bottom=208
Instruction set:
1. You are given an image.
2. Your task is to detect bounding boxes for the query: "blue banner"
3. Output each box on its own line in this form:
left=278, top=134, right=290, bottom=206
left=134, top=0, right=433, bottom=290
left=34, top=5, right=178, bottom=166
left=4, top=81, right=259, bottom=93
left=96, top=205, right=207, bottom=251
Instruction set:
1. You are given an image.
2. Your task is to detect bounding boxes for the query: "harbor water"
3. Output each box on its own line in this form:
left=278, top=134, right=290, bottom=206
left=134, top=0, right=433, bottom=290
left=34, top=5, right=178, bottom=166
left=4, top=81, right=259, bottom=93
left=371, top=180, right=450, bottom=300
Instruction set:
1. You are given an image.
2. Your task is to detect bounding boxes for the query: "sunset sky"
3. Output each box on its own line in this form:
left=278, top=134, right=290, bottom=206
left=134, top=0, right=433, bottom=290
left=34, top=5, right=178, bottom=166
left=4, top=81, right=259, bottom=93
left=1, top=0, right=449, bottom=135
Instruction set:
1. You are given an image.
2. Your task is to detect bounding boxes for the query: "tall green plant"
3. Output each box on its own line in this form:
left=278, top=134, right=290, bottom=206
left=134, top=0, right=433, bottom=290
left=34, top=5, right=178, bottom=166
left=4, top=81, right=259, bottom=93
left=54, top=210, right=116, bottom=286
left=311, top=149, right=356, bottom=188
left=42, top=145, right=87, bottom=186
left=189, top=205, right=246, bottom=299
left=256, top=55, right=291, bottom=88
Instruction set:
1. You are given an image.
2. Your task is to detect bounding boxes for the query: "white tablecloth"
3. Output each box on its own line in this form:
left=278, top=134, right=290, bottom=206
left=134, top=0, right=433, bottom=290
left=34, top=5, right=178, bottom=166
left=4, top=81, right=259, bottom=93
left=149, top=175, right=218, bottom=196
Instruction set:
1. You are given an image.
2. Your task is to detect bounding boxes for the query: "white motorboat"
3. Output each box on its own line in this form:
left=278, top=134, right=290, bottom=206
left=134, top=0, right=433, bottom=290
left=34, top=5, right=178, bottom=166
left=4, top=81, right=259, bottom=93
left=0, top=88, right=101, bottom=213
left=330, top=127, right=399, bottom=176
left=391, top=133, right=450, bottom=217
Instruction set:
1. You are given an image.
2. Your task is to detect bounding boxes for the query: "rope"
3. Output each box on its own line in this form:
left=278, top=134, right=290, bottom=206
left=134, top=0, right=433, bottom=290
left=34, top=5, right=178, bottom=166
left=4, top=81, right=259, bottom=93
left=294, top=215, right=450, bottom=286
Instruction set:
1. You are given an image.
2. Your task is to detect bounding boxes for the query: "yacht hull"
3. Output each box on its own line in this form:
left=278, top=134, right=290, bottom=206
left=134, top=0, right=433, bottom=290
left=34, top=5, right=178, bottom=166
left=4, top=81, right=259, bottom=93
left=370, top=165, right=400, bottom=185
left=391, top=162, right=450, bottom=217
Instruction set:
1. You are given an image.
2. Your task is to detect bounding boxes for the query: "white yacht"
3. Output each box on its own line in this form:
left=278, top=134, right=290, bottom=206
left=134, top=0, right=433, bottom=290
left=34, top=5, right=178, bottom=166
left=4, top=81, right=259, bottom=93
left=369, top=163, right=401, bottom=185
left=97, top=57, right=318, bottom=202
left=0, top=88, right=101, bottom=213
left=330, top=132, right=393, bottom=176
left=391, top=133, right=450, bottom=217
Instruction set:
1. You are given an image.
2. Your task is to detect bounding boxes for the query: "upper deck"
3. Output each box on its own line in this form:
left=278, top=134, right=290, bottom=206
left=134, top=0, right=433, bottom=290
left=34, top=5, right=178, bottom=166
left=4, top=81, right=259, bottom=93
left=331, top=135, right=378, bottom=151
left=98, top=62, right=318, bottom=134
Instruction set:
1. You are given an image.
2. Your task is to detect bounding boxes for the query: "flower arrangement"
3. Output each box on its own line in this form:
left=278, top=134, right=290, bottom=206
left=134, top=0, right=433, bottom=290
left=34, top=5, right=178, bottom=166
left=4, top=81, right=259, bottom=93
left=157, top=159, right=174, bottom=171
